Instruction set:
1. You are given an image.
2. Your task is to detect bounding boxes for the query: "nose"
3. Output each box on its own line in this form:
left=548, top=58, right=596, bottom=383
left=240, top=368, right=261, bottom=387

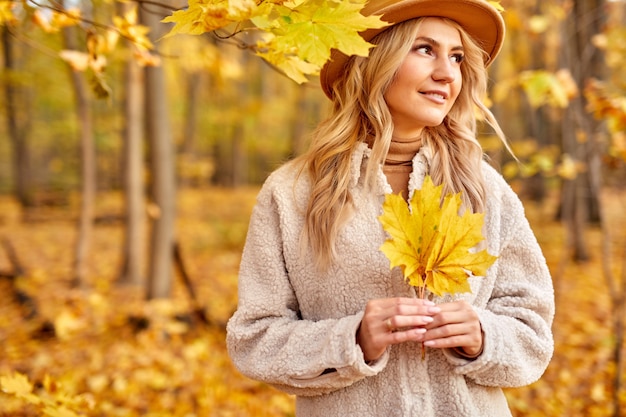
left=432, top=56, right=457, bottom=83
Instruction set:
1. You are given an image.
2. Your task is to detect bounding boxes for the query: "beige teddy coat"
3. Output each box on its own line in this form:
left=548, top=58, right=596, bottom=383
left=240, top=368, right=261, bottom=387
left=227, top=143, right=555, bottom=416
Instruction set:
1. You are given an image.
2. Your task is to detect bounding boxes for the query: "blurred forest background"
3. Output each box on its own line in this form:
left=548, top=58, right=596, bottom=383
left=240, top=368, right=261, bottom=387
left=0, top=0, right=625, bottom=415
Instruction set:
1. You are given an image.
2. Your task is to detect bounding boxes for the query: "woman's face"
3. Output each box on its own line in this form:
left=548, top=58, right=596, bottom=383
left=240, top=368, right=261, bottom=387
left=384, top=18, right=464, bottom=139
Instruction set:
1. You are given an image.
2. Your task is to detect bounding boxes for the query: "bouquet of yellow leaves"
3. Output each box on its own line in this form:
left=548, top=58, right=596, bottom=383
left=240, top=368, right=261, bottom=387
left=378, top=176, right=497, bottom=299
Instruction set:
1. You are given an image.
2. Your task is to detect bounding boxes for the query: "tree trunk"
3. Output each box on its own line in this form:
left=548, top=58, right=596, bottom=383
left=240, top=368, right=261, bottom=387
left=181, top=71, right=202, bottom=155
left=558, top=0, right=606, bottom=261
left=117, top=1, right=146, bottom=287
left=289, top=85, right=310, bottom=159
left=231, top=49, right=249, bottom=187
left=62, top=26, right=96, bottom=288
left=140, top=1, right=177, bottom=299
left=179, top=71, right=203, bottom=187
left=2, top=27, right=33, bottom=208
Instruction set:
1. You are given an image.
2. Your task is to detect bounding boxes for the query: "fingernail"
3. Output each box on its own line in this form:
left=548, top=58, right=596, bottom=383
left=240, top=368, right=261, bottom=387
left=423, top=316, right=434, bottom=323
left=424, top=341, right=435, bottom=347
left=428, top=307, right=441, bottom=314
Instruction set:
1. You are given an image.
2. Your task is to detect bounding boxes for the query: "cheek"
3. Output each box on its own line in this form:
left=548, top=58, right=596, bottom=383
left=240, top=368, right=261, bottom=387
left=383, top=80, right=405, bottom=109
left=451, top=77, right=463, bottom=102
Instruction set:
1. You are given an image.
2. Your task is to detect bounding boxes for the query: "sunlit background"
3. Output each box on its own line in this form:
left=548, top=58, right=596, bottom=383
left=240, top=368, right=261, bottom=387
left=0, top=0, right=625, bottom=415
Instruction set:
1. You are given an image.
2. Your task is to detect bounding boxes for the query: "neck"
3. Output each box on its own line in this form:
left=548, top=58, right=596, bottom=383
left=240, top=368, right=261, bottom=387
left=391, top=134, right=422, bottom=143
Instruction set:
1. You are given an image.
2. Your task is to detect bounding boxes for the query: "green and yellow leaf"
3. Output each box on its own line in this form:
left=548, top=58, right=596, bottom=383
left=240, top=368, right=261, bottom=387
left=163, top=0, right=388, bottom=82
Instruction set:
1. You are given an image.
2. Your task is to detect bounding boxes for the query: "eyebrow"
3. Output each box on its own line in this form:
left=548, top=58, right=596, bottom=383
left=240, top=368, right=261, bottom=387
left=415, top=36, right=464, bottom=53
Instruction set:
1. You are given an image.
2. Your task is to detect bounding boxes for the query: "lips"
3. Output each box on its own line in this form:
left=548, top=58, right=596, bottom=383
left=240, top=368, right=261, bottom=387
left=419, top=90, right=449, bottom=100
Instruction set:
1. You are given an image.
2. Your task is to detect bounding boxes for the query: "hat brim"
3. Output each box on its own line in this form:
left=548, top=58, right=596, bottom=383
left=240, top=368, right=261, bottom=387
left=320, top=0, right=505, bottom=98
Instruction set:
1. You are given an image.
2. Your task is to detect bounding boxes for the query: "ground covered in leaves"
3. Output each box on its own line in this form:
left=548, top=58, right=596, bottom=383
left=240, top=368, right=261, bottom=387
left=0, top=186, right=624, bottom=416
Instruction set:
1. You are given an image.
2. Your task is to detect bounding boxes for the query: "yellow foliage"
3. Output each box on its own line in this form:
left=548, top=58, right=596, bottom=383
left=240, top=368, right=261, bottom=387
left=585, top=79, right=626, bottom=163
left=0, top=187, right=625, bottom=416
left=113, top=6, right=152, bottom=51
left=378, top=176, right=497, bottom=298
left=519, top=69, right=576, bottom=109
left=1, top=372, right=35, bottom=398
left=528, top=15, right=550, bottom=35
left=51, top=8, right=81, bottom=28
left=0, top=1, right=18, bottom=25
left=162, top=0, right=388, bottom=83
left=59, top=50, right=107, bottom=73
left=488, top=1, right=504, bottom=12
left=161, top=0, right=254, bottom=37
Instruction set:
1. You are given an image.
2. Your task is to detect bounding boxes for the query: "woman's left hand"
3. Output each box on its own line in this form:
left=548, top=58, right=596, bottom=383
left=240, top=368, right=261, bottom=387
left=422, top=300, right=483, bottom=357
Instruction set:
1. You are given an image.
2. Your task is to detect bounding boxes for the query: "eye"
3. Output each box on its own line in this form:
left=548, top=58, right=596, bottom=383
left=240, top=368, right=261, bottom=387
left=450, top=53, right=465, bottom=64
left=413, top=44, right=433, bottom=55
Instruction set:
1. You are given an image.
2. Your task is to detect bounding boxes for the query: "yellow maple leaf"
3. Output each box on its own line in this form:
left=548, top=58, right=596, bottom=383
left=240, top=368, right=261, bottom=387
left=0, top=372, right=40, bottom=405
left=162, top=0, right=387, bottom=82
left=50, top=8, right=81, bottom=29
left=257, top=49, right=319, bottom=83
left=379, top=176, right=497, bottom=298
left=161, top=0, right=245, bottom=37
left=113, top=7, right=152, bottom=51
left=488, top=1, right=504, bottom=12
left=1, top=372, right=33, bottom=396
left=265, top=0, right=388, bottom=67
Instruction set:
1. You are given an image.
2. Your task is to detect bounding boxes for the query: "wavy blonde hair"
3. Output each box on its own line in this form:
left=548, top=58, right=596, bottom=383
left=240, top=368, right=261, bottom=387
left=297, top=17, right=507, bottom=270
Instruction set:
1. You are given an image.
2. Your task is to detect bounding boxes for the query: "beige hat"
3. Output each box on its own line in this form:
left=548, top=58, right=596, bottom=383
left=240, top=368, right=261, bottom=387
left=320, top=0, right=505, bottom=98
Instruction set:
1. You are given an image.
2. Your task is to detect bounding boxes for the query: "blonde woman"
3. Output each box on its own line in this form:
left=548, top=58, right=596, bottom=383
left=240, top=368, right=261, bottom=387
left=227, top=0, right=554, bottom=415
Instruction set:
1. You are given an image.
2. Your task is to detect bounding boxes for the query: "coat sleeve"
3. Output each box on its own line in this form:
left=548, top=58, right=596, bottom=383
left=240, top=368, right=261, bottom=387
left=226, top=179, right=388, bottom=396
left=445, top=175, right=555, bottom=387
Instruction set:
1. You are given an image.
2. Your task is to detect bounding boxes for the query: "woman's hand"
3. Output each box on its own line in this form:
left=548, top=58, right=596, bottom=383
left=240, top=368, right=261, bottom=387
left=357, top=299, right=483, bottom=362
left=357, top=297, right=440, bottom=362
left=422, top=300, right=483, bottom=358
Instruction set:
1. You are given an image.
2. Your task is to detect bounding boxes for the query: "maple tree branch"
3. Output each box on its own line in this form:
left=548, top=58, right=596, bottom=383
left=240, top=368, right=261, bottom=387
left=28, top=0, right=111, bottom=31
left=132, top=0, right=184, bottom=13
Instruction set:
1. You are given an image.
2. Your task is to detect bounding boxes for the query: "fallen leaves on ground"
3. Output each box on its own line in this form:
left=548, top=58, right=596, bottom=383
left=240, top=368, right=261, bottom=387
left=0, top=186, right=625, bottom=416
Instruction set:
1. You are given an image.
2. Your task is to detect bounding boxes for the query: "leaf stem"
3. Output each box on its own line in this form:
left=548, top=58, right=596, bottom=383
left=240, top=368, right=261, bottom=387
left=419, top=273, right=427, bottom=359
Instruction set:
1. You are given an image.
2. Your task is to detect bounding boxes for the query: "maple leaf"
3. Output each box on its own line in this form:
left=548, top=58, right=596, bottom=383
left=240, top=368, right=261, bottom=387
left=113, top=7, right=152, bottom=51
left=379, top=176, right=497, bottom=298
left=0, top=372, right=40, bottom=405
left=262, top=0, right=388, bottom=67
left=488, top=1, right=505, bottom=12
left=162, top=0, right=259, bottom=37
left=257, top=49, right=319, bottom=83
left=1, top=372, right=33, bottom=396
left=50, top=8, right=81, bottom=29
left=163, top=0, right=387, bottom=82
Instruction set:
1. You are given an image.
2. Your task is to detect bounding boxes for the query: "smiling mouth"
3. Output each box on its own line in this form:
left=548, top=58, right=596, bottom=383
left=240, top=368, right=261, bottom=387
left=420, top=92, right=447, bottom=100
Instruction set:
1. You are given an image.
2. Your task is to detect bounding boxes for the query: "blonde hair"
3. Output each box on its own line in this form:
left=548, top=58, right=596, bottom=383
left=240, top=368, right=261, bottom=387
left=297, top=17, right=507, bottom=270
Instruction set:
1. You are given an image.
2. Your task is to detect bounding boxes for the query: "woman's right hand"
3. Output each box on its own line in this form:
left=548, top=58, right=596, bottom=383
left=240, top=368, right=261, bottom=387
left=357, top=297, right=440, bottom=362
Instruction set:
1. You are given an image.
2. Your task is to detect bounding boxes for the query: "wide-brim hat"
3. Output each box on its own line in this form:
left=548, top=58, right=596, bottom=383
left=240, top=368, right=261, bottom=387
left=320, top=0, right=505, bottom=98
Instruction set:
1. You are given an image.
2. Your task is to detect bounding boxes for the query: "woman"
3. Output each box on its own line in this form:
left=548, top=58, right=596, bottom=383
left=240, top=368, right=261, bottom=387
left=226, top=0, right=555, bottom=415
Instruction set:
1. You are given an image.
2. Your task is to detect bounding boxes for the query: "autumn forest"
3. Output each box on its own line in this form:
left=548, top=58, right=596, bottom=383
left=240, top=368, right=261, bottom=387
left=1, top=0, right=625, bottom=415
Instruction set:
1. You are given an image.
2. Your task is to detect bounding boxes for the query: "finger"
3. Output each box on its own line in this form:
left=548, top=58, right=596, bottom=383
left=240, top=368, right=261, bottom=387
left=388, top=327, right=427, bottom=344
left=422, top=322, right=483, bottom=350
left=386, top=313, right=435, bottom=331
left=384, top=299, right=441, bottom=323
left=425, top=301, right=478, bottom=329
left=358, top=298, right=443, bottom=361
left=423, top=334, right=471, bottom=349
